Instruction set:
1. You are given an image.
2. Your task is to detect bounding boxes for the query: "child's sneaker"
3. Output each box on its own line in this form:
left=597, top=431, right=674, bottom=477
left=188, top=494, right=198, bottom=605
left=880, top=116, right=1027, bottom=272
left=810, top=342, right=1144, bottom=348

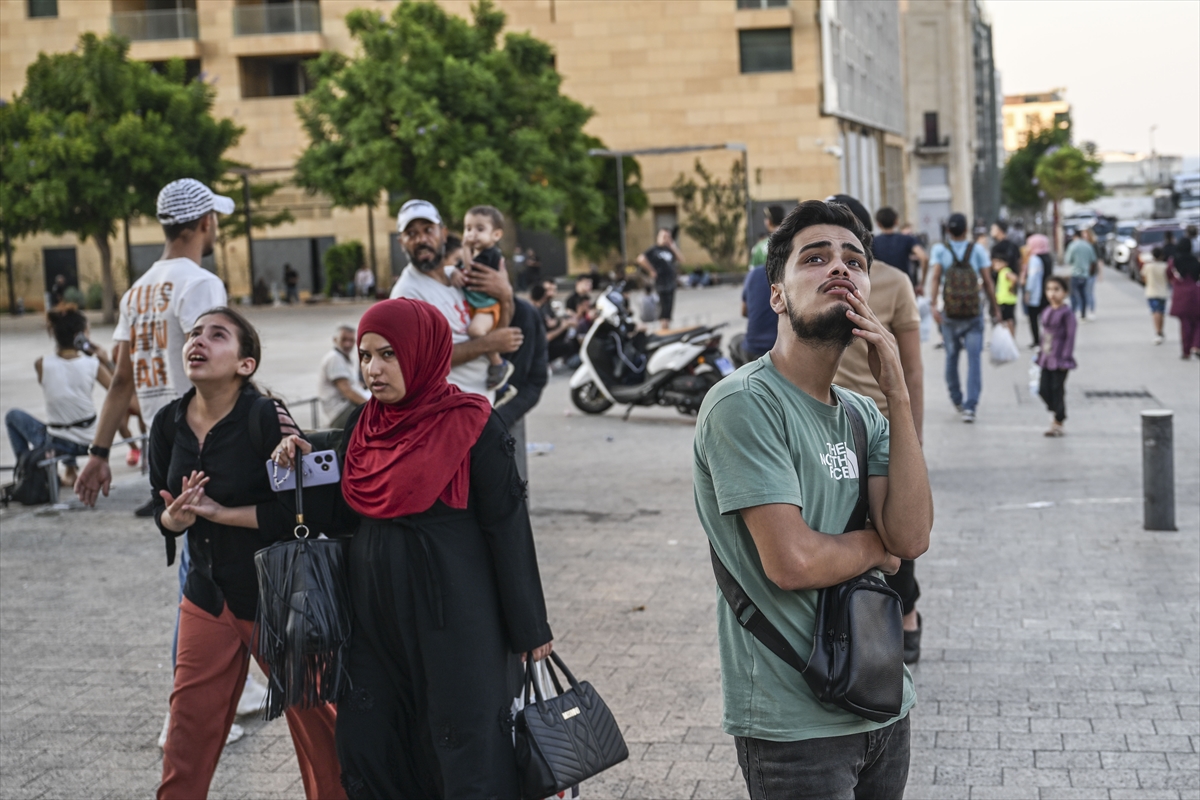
left=494, top=384, right=518, bottom=407
left=126, top=446, right=141, bottom=468
left=487, top=359, right=514, bottom=390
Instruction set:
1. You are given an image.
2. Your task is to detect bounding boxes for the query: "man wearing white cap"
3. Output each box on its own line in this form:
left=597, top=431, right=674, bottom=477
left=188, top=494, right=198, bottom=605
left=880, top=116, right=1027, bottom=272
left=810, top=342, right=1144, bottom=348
left=74, top=178, right=266, bottom=745
left=389, top=199, right=523, bottom=400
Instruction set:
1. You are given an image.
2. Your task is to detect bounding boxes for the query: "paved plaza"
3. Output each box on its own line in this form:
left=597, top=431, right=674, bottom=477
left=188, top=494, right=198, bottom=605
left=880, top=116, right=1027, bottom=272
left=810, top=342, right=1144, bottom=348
left=1, top=269, right=1197, bottom=799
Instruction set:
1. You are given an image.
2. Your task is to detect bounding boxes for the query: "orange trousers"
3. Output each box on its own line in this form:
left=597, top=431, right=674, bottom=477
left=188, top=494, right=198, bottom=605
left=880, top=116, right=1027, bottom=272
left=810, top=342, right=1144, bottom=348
left=159, top=597, right=346, bottom=800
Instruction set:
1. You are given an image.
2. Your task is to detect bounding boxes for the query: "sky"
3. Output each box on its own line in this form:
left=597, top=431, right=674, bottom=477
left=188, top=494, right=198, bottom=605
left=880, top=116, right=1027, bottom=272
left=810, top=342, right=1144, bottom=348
left=986, top=0, right=1200, bottom=159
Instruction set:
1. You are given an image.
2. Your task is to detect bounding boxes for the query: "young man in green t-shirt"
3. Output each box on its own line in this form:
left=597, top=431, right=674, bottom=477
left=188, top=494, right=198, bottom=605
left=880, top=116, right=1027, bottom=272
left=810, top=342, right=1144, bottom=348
left=693, top=200, right=934, bottom=798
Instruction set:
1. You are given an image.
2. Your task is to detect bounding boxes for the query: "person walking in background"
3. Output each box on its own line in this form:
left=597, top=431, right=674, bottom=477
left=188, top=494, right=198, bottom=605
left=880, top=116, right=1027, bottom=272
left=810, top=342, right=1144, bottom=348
left=531, top=280, right=578, bottom=365
left=6, top=305, right=112, bottom=487
left=1142, top=247, right=1170, bottom=345
left=1037, top=277, right=1077, bottom=437
left=283, top=263, right=299, bottom=304
left=1019, top=234, right=1051, bottom=348
left=1064, top=229, right=1097, bottom=320
left=927, top=212, right=998, bottom=423
left=992, top=239, right=1020, bottom=339
left=874, top=206, right=928, bottom=290
left=637, top=227, right=683, bottom=330
left=1083, top=228, right=1101, bottom=318
left=73, top=178, right=266, bottom=749
left=48, top=274, right=69, bottom=308
left=1167, top=238, right=1200, bottom=359
left=354, top=263, right=375, bottom=301
left=151, top=308, right=343, bottom=800
left=735, top=206, right=784, bottom=364
left=830, top=195, right=927, bottom=665
left=318, top=325, right=368, bottom=429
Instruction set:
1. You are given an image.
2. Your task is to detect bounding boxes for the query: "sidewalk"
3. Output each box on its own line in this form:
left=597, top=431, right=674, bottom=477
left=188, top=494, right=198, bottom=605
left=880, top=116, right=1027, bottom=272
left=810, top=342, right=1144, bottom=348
left=1, top=272, right=1196, bottom=799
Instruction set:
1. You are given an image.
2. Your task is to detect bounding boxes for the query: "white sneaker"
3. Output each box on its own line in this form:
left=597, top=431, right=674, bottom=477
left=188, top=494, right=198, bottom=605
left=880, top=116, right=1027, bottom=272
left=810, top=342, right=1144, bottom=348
left=962, top=409, right=976, bottom=423
left=1154, top=334, right=1164, bottom=345
left=236, top=674, right=269, bottom=717
left=158, top=712, right=245, bottom=749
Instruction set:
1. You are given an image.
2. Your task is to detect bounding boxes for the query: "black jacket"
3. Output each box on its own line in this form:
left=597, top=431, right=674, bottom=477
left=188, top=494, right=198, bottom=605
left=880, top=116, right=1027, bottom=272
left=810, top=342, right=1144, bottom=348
left=495, top=298, right=548, bottom=428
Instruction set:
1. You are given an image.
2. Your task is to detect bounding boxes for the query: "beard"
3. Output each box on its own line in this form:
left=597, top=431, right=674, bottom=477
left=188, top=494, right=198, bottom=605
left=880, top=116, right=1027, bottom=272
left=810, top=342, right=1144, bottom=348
left=783, top=291, right=857, bottom=351
left=409, top=243, right=445, bottom=272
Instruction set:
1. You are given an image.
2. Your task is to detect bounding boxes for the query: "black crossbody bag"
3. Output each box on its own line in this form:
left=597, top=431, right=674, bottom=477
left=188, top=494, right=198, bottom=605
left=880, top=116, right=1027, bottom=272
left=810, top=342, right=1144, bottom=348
left=709, top=389, right=904, bottom=723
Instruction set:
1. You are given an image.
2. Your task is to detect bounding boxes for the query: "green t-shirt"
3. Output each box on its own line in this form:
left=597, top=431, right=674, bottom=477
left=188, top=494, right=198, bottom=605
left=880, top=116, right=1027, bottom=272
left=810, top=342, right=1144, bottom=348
left=1065, top=238, right=1097, bottom=278
left=692, top=355, right=915, bottom=742
left=750, top=237, right=769, bottom=269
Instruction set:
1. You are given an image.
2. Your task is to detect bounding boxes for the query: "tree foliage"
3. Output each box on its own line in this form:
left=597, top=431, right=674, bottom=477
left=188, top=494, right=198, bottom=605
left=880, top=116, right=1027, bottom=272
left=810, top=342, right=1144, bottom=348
left=323, top=240, right=364, bottom=297
left=1001, top=125, right=1069, bottom=211
left=0, top=35, right=241, bottom=320
left=1034, top=146, right=1104, bottom=207
left=671, top=158, right=746, bottom=269
left=293, top=0, right=637, bottom=260
left=572, top=153, right=648, bottom=263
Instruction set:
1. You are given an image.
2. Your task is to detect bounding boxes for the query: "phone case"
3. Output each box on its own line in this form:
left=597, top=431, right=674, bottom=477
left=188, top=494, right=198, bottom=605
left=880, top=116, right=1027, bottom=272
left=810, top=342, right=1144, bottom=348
left=266, top=450, right=340, bottom=493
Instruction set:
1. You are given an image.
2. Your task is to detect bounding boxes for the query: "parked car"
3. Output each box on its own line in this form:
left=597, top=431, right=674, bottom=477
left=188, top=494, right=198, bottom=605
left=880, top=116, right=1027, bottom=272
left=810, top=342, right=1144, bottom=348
left=1131, top=220, right=1188, bottom=284
left=1109, top=220, right=1139, bottom=275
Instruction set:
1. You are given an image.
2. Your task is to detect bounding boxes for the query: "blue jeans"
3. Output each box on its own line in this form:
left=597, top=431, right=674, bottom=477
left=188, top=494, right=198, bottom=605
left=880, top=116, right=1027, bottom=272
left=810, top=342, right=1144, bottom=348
left=941, top=316, right=984, bottom=412
left=171, top=535, right=189, bottom=668
left=1070, top=277, right=1089, bottom=318
left=1086, top=274, right=1097, bottom=313
left=735, top=715, right=910, bottom=800
left=5, top=408, right=90, bottom=467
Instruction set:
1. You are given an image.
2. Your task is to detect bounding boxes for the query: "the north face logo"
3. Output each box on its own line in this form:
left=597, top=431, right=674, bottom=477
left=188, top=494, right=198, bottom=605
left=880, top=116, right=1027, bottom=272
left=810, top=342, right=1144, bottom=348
left=819, top=442, right=859, bottom=480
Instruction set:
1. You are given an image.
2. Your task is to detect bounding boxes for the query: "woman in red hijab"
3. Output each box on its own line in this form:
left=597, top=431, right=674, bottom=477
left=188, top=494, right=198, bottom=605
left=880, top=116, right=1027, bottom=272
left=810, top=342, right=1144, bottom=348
left=290, top=298, right=553, bottom=798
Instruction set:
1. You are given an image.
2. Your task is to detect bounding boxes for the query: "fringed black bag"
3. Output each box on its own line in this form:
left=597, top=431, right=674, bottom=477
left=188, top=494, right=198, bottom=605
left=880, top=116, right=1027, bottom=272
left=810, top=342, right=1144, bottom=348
left=253, top=453, right=352, bottom=720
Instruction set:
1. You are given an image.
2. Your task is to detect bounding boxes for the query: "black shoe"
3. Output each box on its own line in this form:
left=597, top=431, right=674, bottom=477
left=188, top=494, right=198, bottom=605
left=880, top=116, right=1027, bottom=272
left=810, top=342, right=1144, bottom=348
left=903, top=613, right=922, bottom=664
left=135, top=499, right=156, bottom=518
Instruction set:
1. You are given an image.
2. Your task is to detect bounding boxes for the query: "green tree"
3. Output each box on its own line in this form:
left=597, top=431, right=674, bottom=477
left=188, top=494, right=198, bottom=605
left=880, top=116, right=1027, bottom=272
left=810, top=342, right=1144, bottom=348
left=212, top=174, right=294, bottom=287
left=1001, top=125, right=1070, bottom=212
left=671, top=158, right=747, bottom=269
left=323, top=240, right=364, bottom=297
left=572, top=151, right=648, bottom=263
left=1035, top=145, right=1104, bottom=254
left=294, top=0, right=629, bottom=260
left=0, top=35, right=241, bottom=321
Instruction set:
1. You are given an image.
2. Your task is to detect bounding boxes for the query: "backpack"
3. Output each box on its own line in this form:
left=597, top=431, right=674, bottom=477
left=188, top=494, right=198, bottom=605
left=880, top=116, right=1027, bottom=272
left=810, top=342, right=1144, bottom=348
left=942, top=242, right=981, bottom=320
left=3, top=444, right=56, bottom=506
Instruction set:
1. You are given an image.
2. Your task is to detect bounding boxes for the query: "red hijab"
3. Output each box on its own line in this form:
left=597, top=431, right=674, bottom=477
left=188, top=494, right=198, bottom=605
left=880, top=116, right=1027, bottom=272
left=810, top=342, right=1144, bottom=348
left=343, top=299, right=492, bottom=518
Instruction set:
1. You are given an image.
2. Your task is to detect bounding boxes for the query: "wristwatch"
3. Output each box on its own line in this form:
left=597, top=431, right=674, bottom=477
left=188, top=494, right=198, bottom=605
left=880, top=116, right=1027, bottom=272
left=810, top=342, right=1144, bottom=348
left=87, top=445, right=110, bottom=460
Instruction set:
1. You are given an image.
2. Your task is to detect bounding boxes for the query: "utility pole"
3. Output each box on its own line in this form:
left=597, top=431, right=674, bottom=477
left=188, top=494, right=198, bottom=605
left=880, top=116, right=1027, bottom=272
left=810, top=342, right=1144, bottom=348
left=242, top=174, right=256, bottom=287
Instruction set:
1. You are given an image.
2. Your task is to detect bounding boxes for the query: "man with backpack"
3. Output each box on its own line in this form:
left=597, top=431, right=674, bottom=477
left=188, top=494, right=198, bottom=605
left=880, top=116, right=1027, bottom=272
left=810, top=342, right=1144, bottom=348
left=927, top=212, right=998, bottom=423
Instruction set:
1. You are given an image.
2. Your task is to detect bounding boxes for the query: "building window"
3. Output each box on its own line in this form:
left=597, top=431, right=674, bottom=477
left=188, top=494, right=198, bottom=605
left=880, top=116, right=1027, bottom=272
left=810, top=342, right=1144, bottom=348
left=27, top=0, right=57, bottom=18
left=739, top=28, right=792, bottom=74
left=1053, top=111, right=1070, bottom=130
left=653, top=205, right=678, bottom=237
left=737, top=0, right=789, bottom=8
left=240, top=56, right=315, bottom=98
left=923, top=112, right=940, bottom=147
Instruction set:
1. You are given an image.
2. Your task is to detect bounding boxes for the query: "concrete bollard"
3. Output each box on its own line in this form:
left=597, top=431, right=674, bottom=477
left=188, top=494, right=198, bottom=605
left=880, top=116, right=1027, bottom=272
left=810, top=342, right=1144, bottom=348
left=1141, top=410, right=1176, bottom=531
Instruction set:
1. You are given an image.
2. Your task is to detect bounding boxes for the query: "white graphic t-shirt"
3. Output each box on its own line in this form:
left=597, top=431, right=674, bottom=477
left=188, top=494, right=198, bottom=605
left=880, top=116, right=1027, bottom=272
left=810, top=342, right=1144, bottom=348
left=390, top=264, right=492, bottom=402
left=113, top=257, right=227, bottom=424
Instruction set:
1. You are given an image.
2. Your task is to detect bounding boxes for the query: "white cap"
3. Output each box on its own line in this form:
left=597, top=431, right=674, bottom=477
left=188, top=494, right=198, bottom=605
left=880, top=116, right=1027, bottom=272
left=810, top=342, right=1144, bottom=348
left=396, top=199, right=442, bottom=233
left=156, top=178, right=235, bottom=225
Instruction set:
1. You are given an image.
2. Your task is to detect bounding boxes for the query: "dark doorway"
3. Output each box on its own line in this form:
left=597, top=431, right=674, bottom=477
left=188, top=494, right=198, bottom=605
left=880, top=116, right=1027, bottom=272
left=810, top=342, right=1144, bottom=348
left=518, top=230, right=567, bottom=279
left=42, top=247, right=78, bottom=292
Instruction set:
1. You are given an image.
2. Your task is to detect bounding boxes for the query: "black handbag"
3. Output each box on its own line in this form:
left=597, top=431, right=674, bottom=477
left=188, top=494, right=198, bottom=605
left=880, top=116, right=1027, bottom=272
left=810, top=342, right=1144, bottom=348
left=514, top=652, right=629, bottom=800
left=709, top=389, right=904, bottom=723
left=253, top=448, right=352, bottom=720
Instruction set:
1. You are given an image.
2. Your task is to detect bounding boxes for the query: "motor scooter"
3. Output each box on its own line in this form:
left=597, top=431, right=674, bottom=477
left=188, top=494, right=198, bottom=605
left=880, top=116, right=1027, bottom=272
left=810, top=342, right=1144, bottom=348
left=569, top=285, right=732, bottom=417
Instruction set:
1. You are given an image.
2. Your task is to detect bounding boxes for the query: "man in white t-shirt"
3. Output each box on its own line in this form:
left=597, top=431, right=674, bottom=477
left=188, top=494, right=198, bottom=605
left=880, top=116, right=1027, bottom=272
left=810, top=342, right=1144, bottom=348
left=389, top=199, right=523, bottom=400
left=318, top=324, right=368, bottom=428
left=73, top=179, right=265, bottom=745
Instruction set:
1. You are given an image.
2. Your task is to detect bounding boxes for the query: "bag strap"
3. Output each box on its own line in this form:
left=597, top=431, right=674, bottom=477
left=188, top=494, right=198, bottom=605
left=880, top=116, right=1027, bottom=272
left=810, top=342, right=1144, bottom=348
left=707, top=387, right=871, bottom=676
left=950, top=242, right=975, bottom=270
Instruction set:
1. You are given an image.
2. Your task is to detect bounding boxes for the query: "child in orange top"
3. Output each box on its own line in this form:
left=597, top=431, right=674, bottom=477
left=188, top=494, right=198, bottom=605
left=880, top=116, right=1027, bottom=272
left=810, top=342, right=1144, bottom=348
left=461, top=205, right=512, bottom=391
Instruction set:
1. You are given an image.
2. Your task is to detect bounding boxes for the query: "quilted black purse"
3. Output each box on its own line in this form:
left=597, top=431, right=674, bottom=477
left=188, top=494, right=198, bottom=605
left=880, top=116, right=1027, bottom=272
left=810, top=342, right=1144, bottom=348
left=709, top=389, right=904, bottom=723
left=514, top=652, right=628, bottom=800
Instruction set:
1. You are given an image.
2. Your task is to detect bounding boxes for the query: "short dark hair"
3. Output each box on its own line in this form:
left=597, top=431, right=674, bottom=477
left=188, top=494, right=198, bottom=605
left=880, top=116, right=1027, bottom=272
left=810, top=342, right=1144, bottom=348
left=445, top=234, right=462, bottom=252
left=875, top=206, right=898, bottom=230
left=529, top=282, right=548, bottom=301
left=1152, top=247, right=1164, bottom=260
left=466, top=205, right=505, bottom=230
left=46, top=304, right=88, bottom=350
left=766, top=205, right=785, bottom=226
left=1045, top=275, right=1070, bottom=293
left=765, top=200, right=874, bottom=285
left=162, top=215, right=205, bottom=242
left=993, top=219, right=1009, bottom=234
left=1073, top=228, right=1084, bottom=238
left=947, top=213, right=968, bottom=236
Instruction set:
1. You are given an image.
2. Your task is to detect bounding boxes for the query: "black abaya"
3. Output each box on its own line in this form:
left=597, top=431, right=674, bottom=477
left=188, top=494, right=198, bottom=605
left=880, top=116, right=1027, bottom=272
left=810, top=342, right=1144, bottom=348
left=333, top=413, right=552, bottom=800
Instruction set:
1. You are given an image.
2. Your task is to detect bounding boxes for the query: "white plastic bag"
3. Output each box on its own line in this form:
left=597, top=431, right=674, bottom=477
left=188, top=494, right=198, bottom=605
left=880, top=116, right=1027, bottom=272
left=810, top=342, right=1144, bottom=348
left=917, top=295, right=933, bottom=343
left=989, top=324, right=1020, bottom=365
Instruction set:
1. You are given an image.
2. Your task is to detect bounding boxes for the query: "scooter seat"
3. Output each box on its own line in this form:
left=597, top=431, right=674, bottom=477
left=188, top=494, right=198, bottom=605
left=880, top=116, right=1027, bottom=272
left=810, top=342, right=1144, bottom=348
left=645, top=327, right=708, bottom=352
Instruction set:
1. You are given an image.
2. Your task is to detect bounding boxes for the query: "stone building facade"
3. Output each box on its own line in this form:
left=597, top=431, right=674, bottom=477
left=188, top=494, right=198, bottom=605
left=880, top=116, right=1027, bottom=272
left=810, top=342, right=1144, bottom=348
left=2, top=0, right=911, bottom=311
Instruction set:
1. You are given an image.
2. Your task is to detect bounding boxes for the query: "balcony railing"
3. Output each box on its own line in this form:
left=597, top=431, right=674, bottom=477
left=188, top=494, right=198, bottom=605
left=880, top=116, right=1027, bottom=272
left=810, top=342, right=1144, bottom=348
left=111, top=8, right=198, bottom=41
left=233, top=1, right=321, bottom=36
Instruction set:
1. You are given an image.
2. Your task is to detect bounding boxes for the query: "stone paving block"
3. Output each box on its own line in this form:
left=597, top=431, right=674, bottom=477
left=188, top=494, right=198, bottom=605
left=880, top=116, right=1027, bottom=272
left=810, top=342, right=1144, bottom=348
left=665, top=760, right=740, bottom=782
left=898, top=785, right=964, bottom=799
left=935, top=765, right=1004, bottom=785
left=1100, top=751, right=1170, bottom=770
left=970, top=785, right=1040, bottom=799
left=623, top=777, right=701, bottom=800
left=1034, top=751, right=1102, bottom=769
left=1062, top=733, right=1129, bottom=751
left=1108, top=791, right=1183, bottom=800
left=971, top=716, right=1035, bottom=732
left=1125, top=734, right=1194, bottom=752
left=1030, top=718, right=1094, bottom=734
left=693, top=779, right=749, bottom=800
left=1164, top=751, right=1199, bottom=771
left=1090, top=718, right=1156, bottom=735
left=1151, top=719, right=1200, bottom=736
left=1038, top=789, right=1116, bottom=800
left=1067, top=768, right=1141, bottom=788
left=642, top=742, right=714, bottom=762
left=937, top=731, right=1001, bottom=750
left=1135, top=768, right=1200, bottom=791
left=999, top=733, right=1066, bottom=751
left=1001, top=767, right=1072, bottom=787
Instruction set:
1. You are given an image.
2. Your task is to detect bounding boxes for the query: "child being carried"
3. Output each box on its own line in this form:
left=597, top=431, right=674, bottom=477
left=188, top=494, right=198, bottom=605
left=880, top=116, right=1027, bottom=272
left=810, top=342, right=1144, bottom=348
left=461, top=205, right=514, bottom=393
